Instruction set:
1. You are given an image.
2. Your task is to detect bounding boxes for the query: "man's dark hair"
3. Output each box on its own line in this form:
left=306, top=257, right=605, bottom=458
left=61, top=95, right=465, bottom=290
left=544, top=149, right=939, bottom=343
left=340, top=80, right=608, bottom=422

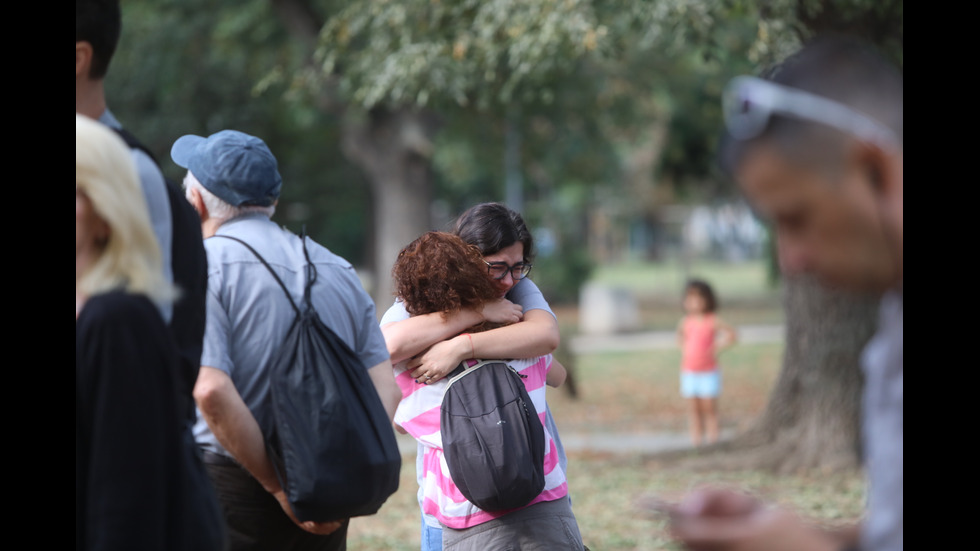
left=452, top=202, right=536, bottom=264
left=720, top=34, right=903, bottom=176
left=76, top=0, right=121, bottom=79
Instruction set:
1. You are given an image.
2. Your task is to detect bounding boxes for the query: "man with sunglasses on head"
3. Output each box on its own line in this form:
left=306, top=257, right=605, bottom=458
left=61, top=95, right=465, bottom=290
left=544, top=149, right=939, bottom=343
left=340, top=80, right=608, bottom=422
left=667, top=36, right=902, bottom=551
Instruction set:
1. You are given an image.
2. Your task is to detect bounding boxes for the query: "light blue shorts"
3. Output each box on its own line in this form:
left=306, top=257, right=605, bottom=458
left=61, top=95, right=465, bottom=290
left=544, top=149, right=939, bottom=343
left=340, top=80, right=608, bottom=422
left=681, top=370, right=721, bottom=398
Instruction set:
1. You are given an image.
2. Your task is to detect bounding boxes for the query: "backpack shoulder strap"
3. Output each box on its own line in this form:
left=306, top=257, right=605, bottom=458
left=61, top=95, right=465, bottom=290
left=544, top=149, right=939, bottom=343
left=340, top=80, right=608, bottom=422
left=211, top=235, right=301, bottom=317
left=112, top=126, right=160, bottom=165
left=445, top=359, right=526, bottom=390
left=298, top=230, right=317, bottom=311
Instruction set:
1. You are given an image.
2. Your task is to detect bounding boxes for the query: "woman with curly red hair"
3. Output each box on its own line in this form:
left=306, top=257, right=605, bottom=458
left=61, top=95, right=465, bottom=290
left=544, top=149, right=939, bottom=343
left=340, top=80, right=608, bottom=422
left=392, top=231, right=502, bottom=332
left=390, top=231, right=582, bottom=550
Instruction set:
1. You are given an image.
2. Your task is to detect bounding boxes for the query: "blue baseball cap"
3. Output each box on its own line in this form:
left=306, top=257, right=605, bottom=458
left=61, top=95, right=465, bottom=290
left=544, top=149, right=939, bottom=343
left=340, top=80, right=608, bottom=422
left=171, top=130, right=282, bottom=207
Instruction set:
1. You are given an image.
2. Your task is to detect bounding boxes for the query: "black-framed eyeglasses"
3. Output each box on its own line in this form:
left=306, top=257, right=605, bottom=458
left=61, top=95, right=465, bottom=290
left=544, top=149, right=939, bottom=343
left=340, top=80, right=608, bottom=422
left=484, top=260, right=533, bottom=281
left=722, top=75, right=899, bottom=149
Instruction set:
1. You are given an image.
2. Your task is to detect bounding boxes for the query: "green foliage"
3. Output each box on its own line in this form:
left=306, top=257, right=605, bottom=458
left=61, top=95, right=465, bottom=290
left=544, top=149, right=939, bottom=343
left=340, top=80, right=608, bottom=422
left=310, top=0, right=770, bottom=198
left=533, top=247, right=596, bottom=306
left=107, top=0, right=373, bottom=264
left=106, top=0, right=902, bottom=272
left=591, top=257, right=778, bottom=297
left=314, top=0, right=606, bottom=111
left=759, top=0, right=903, bottom=70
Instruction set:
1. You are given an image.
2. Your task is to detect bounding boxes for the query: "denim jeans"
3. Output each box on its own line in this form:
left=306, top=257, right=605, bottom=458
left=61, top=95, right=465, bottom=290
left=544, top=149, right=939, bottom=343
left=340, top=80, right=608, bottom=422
left=421, top=514, right=443, bottom=551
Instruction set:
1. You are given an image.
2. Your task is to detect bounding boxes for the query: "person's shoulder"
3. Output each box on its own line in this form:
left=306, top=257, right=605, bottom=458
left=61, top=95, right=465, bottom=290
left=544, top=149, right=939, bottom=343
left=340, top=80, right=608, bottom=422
left=98, top=113, right=166, bottom=178
left=510, top=277, right=543, bottom=296
left=303, top=237, right=369, bottom=289
left=130, top=147, right=166, bottom=179
left=508, top=355, right=551, bottom=372
left=380, top=299, right=409, bottom=325
left=507, top=277, right=556, bottom=316
left=206, top=216, right=279, bottom=253
left=81, top=291, right=155, bottom=318
left=78, top=292, right=164, bottom=335
left=302, top=234, right=356, bottom=270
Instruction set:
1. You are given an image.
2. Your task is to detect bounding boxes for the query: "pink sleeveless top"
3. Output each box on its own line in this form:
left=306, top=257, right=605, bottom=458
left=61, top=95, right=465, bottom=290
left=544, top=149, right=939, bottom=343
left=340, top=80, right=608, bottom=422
left=681, top=314, right=718, bottom=373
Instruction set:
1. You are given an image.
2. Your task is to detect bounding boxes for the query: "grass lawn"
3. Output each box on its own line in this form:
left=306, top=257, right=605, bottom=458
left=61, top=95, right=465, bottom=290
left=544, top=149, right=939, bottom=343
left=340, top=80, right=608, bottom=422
left=347, top=341, right=868, bottom=550
left=574, top=258, right=786, bottom=331
left=589, top=258, right=779, bottom=302
left=549, top=344, right=785, bottom=434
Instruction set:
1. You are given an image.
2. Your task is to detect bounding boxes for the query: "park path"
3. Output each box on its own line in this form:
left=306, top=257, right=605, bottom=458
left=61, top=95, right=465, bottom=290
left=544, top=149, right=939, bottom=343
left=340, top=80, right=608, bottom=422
left=394, top=430, right=711, bottom=456
left=396, top=324, right=784, bottom=456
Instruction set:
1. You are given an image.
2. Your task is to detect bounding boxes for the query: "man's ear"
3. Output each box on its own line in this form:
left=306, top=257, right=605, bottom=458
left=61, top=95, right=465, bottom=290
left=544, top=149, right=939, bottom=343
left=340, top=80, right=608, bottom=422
left=76, top=41, right=93, bottom=79
left=853, top=140, right=900, bottom=197
left=187, top=186, right=209, bottom=221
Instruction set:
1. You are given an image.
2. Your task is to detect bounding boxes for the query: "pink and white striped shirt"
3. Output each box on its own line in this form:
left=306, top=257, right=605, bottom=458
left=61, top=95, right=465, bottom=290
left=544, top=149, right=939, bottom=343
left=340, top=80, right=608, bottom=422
left=393, top=354, right=568, bottom=530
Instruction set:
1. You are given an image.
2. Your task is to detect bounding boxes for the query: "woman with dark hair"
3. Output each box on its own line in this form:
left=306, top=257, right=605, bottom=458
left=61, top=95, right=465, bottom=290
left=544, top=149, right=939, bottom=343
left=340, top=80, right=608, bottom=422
left=382, top=203, right=558, bottom=384
left=380, top=202, right=567, bottom=550
left=389, top=231, right=582, bottom=551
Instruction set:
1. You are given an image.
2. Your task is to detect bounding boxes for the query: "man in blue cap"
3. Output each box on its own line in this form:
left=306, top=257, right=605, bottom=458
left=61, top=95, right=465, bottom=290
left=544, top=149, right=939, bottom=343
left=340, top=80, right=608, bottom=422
left=173, top=129, right=401, bottom=550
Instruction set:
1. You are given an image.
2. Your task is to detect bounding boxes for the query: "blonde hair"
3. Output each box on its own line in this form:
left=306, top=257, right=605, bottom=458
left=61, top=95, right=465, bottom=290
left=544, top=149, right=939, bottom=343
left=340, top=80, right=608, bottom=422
left=76, top=114, right=177, bottom=306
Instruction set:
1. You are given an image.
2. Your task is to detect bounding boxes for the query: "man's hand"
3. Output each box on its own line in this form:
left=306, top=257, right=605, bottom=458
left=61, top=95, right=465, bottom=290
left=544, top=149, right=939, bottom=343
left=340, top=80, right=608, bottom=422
left=272, top=490, right=346, bottom=536
left=666, top=487, right=844, bottom=551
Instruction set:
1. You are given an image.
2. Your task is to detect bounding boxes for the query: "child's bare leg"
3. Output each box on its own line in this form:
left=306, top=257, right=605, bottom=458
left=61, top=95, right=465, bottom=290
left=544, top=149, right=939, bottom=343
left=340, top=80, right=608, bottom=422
left=703, top=397, right=719, bottom=444
left=687, top=397, right=703, bottom=446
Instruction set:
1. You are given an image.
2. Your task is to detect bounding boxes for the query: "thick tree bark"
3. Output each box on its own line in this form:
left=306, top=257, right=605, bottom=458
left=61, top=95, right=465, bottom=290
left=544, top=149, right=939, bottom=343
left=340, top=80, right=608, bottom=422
left=673, top=274, right=879, bottom=473
left=269, top=2, right=437, bottom=310
left=743, top=274, right=878, bottom=471
left=341, top=107, right=439, bottom=309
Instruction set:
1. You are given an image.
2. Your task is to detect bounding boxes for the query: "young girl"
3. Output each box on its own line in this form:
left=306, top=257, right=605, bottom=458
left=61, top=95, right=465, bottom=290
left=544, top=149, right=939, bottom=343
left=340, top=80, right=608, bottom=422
left=390, top=231, right=583, bottom=551
left=676, top=278, right=737, bottom=446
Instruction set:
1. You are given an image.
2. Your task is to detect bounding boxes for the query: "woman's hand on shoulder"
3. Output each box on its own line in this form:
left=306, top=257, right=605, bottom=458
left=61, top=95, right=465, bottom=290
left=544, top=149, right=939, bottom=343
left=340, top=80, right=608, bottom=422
left=480, top=298, right=524, bottom=325
left=406, top=335, right=470, bottom=384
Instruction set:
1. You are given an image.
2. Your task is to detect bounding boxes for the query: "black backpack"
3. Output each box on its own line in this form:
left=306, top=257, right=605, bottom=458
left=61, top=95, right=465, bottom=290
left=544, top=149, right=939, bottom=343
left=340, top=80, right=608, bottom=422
left=440, top=359, right=547, bottom=512
left=111, top=127, right=208, bottom=423
left=214, top=234, right=401, bottom=523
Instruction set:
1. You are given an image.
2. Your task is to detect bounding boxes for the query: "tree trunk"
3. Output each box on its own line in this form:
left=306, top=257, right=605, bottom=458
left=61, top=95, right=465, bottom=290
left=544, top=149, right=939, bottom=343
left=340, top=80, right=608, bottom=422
left=341, top=107, right=439, bottom=310
left=675, top=274, right=879, bottom=473
left=268, top=2, right=435, bottom=311
left=746, top=275, right=878, bottom=471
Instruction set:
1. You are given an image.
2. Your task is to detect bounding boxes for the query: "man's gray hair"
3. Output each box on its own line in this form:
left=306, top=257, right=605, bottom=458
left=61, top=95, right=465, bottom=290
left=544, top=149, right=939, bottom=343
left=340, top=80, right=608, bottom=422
left=183, top=171, right=276, bottom=222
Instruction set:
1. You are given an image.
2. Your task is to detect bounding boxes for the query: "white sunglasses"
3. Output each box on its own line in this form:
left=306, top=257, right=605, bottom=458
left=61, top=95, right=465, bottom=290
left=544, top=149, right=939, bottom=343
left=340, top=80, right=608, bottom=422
left=723, top=75, right=899, bottom=149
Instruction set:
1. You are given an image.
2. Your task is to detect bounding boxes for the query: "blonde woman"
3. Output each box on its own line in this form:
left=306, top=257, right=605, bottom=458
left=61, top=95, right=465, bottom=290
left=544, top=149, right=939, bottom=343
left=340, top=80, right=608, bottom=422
left=75, top=114, right=225, bottom=551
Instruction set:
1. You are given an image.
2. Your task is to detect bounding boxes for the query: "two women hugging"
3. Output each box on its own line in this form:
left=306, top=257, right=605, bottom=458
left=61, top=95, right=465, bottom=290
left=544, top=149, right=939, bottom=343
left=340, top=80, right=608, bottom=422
left=387, top=228, right=584, bottom=550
